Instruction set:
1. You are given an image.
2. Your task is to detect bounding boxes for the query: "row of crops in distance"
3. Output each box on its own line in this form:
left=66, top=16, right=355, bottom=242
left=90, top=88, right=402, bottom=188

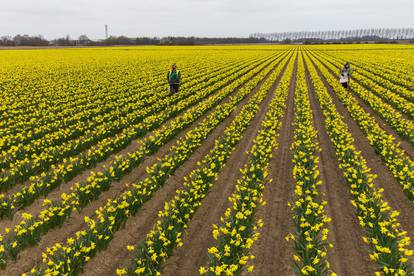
left=0, top=44, right=413, bottom=275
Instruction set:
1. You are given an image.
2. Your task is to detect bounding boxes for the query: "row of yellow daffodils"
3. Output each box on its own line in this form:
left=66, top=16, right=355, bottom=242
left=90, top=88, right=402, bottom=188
left=0, top=53, right=255, bottom=169
left=321, top=52, right=414, bottom=102
left=118, top=54, right=292, bottom=276
left=0, top=57, right=240, bottom=171
left=306, top=50, right=414, bottom=204
left=311, top=52, right=414, bottom=146
left=316, top=51, right=414, bottom=119
left=0, top=60, right=195, bottom=182
left=197, top=53, right=295, bottom=276
left=18, top=53, right=291, bottom=274
left=315, top=48, right=414, bottom=92
left=304, top=52, right=414, bottom=275
left=286, top=53, right=333, bottom=275
left=1, top=48, right=257, bottom=148
left=0, top=52, right=194, bottom=151
left=0, top=54, right=270, bottom=190
left=0, top=53, right=283, bottom=220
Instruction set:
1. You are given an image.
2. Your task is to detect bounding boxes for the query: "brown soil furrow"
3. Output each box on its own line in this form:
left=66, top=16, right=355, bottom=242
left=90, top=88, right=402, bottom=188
left=80, top=57, right=290, bottom=276
left=307, top=55, right=414, bottom=253
left=1, top=54, right=274, bottom=211
left=6, top=58, right=283, bottom=275
left=304, top=59, right=377, bottom=275
left=247, top=58, right=297, bottom=276
left=0, top=132, right=145, bottom=232
left=1, top=60, right=252, bottom=195
left=319, top=53, right=414, bottom=124
left=347, top=90, right=414, bottom=159
left=160, top=58, right=291, bottom=276
left=313, top=53, right=414, bottom=159
left=0, top=55, right=279, bottom=233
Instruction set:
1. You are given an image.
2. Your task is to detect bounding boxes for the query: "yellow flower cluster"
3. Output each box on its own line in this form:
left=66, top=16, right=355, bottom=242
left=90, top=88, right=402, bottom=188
left=0, top=48, right=244, bottom=156
left=342, top=63, right=414, bottom=119
left=0, top=53, right=274, bottom=219
left=118, top=52, right=293, bottom=276
left=0, top=55, right=175, bottom=187
left=199, top=53, right=295, bottom=276
left=304, top=52, right=414, bottom=274
left=316, top=48, right=414, bottom=101
left=313, top=51, right=414, bottom=145
left=307, top=51, right=414, bottom=206
left=356, top=57, right=411, bottom=101
left=0, top=51, right=287, bottom=269
left=287, top=53, right=333, bottom=275
left=25, top=51, right=291, bottom=275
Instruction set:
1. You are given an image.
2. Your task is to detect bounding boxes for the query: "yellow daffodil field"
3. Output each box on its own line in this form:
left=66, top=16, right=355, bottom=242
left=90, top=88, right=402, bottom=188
left=1, top=44, right=414, bottom=275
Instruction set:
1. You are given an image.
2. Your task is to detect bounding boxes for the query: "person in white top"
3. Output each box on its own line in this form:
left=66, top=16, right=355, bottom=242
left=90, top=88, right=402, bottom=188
left=339, top=62, right=353, bottom=89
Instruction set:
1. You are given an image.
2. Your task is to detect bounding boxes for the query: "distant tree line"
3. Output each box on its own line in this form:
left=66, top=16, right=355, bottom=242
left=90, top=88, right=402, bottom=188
left=87, top=36, right=161, bottom=46
left=0, top=34, right=266, bottom=47
left=1, top=32, right=412, bottom=47
left=0, top=35, right=49, bottom=46
left=251, top=28, right=414, bottom=42
left=280, top=37, right=403, bottom=45
left=158, top=36, right=266, bottom=45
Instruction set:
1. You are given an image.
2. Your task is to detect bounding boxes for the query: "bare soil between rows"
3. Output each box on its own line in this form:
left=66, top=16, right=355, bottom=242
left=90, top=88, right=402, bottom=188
left=6, top=56, right=282, bottom=275
left=161, top=54, right=292, bottom=276
left=3, top=50, right=414, bottom=275
left=82, top=54, right=289, bottom=276
left=308, top=54, right=414, bottom=246
left=304, top=57, right=377, bottom=275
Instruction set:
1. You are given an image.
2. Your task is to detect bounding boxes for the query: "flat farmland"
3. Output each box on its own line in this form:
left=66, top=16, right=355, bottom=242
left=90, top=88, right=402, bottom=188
left=0, top=44, right=414, bottom=275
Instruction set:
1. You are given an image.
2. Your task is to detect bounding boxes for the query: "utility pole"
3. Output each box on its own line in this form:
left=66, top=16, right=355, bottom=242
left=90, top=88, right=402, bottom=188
left=105, top=24, right=109, bottom=39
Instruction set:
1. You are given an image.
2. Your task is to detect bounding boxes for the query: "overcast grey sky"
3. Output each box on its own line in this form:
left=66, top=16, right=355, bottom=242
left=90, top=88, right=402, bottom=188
left=1, top=0, right=413, bottom=39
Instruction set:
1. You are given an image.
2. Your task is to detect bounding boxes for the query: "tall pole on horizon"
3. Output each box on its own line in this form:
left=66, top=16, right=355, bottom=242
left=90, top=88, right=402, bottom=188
left=105, top=24, right=108, bottom=39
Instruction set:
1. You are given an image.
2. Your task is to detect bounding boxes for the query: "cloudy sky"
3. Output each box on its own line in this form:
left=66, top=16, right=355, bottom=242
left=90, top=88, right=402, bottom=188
left=1, top=0, right=413, bottom=39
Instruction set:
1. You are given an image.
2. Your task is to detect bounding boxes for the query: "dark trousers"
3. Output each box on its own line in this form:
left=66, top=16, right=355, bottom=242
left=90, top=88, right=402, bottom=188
left=341, top=82, right=348, bottom=89
left=170, top=84, right=179, bottom=95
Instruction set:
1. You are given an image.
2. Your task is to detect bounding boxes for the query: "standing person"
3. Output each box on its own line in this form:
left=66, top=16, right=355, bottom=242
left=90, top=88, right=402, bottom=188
left=167, top=64, right=181, bottom=95
left=339, top=62, right=353, bottom=89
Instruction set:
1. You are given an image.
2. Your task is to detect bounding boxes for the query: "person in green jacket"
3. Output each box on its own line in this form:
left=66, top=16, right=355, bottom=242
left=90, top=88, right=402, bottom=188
left=167, top=64, right=181, bottom=95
